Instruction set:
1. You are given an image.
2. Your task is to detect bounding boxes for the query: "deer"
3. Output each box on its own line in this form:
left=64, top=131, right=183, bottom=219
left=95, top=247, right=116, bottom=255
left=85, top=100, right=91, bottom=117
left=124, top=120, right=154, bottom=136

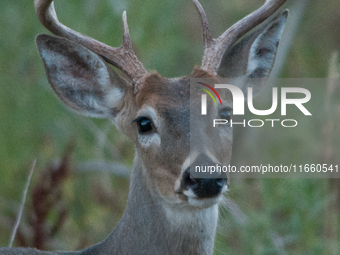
left=0, top=0, right=288, bottom=254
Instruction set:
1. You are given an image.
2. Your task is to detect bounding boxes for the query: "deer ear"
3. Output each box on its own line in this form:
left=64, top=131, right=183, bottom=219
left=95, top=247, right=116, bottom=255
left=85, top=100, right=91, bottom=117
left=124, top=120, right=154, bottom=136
left=218, top=10, right=288, bottom=96
left=36, top=34, right=129, bottom=119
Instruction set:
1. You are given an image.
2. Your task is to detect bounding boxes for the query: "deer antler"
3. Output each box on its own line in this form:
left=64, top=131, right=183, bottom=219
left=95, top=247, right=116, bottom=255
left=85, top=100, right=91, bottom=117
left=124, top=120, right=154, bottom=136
left=34, top=0, right=148, bottom=92
left=193, top=0, right=287, bottom=74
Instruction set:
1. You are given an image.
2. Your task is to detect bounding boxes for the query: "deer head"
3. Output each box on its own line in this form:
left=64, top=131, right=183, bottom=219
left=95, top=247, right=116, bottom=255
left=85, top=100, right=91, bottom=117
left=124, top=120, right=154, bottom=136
left=35, top=0, right=288, bottom=210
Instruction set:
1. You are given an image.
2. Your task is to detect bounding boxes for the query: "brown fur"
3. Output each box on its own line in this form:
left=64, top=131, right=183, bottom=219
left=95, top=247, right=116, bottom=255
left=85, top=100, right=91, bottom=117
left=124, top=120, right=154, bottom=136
left=136, top=72, right=168, bottom=107
left=190, top=68, right=216, bottom=79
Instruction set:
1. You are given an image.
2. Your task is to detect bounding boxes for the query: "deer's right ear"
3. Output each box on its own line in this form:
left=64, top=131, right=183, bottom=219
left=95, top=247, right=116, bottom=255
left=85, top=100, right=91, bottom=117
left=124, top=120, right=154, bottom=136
left=36, top=34, right=130, bottom=119
left=217, top=10, right=288, bottom=97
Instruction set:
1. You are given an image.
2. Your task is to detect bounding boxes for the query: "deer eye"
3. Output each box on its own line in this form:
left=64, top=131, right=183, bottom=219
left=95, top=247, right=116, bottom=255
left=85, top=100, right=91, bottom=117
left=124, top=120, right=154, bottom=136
left=134, top=116, right=153, bottom=134
left=219, top=108, right=232, bottom=124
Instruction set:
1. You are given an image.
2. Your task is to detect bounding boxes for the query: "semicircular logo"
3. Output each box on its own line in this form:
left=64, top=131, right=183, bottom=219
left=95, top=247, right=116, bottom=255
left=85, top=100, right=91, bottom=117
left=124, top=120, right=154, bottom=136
left=197, top=82, right=222, bottom=106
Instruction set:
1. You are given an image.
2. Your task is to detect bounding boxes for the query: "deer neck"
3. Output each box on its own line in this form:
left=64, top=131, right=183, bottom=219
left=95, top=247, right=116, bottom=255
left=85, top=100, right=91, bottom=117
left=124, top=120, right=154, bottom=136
left=85, top=155, right=218, bottom=255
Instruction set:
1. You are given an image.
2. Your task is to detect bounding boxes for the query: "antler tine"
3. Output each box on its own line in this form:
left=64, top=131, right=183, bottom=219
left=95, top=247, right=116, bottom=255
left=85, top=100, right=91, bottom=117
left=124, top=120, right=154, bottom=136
left=122, top=11, right=133, bottom=50
left=34, top=0, right=148, bottom=91
left=198, top=0, right=287, bottom=74
left=192, top=0, right=213, bottom=48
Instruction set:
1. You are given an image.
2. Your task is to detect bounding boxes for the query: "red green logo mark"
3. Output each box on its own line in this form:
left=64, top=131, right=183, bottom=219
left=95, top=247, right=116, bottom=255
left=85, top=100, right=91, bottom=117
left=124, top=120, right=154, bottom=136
left=197, top=82, right=222, bottom=106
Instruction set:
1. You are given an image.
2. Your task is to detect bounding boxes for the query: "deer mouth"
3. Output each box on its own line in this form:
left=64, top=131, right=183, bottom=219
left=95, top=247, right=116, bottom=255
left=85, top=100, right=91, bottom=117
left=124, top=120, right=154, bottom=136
left=182, top=184, right=228, bottom=208
left=175, top=169, right=229, bottom=208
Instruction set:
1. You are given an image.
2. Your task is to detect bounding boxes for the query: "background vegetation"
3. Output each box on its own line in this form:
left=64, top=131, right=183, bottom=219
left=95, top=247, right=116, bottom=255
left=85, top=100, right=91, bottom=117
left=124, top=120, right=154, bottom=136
left=0, top=0, right=339, bottom=254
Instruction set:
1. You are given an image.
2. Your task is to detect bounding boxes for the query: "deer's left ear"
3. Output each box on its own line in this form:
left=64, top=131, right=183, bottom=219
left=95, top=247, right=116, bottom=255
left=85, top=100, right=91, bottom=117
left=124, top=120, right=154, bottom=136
left=218, top=10, right=288, bottom=96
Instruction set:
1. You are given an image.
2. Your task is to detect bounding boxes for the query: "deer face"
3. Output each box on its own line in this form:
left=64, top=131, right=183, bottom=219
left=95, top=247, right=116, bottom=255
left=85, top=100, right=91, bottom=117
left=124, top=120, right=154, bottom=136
left=131, top=72, right=233, bottom=208
left=35, top=0, right=288, bottom=209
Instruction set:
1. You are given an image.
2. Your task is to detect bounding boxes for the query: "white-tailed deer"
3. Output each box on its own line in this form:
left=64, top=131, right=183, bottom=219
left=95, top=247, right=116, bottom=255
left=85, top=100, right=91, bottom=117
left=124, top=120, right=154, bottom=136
left=0, top=0, right=288, bottom=254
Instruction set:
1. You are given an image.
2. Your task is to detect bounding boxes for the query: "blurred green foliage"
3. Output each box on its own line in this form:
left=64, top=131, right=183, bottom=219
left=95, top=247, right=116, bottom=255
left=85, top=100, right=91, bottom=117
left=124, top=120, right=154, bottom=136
left=0, top=0, right=339, bottom=254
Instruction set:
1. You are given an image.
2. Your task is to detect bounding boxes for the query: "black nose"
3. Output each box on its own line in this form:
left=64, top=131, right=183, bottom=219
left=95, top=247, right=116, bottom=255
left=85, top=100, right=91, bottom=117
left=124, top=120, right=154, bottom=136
left=182, top=168, right=226, bottom=198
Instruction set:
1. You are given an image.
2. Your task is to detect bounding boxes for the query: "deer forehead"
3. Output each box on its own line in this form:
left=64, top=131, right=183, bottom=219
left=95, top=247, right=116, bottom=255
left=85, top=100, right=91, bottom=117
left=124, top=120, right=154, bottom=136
left=137, top=73, right=190, bottom=106
left=135, top=69, right=216, bottom=112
